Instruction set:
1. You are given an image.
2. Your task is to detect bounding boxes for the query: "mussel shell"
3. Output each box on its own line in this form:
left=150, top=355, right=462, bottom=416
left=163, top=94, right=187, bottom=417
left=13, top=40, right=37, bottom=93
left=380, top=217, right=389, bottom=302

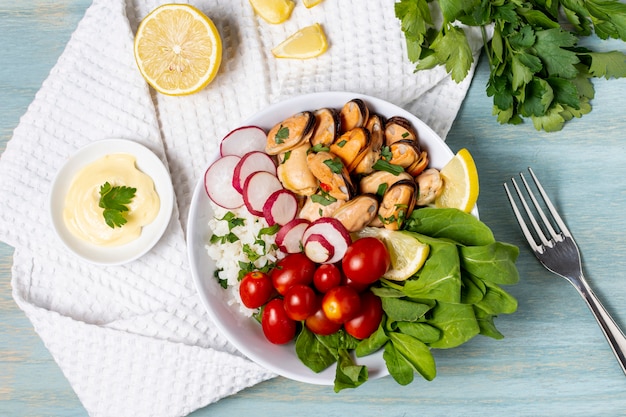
left=407, top=150, right=429, bottom=177
left=388, top=139, right=422, bottom=168
left=306, top=151, right=356, bottom=201
left=331, top=194, right=379, bottom=232
left=365, top=114, right=385, bottom=152
left=378, top=179, right=417, bottom=230
left=384, top=116, right=418, bottom=145
left=339, top=98, right=370, bottom=132
left=276, top=143, right=319, bottom=196
left=359, top=170, right=413, bottom=195
left=310, top=108, right=340, bottom=148
left=266, top=111, right=315, bottom=155
left=330, top=127, right=371, bottom=172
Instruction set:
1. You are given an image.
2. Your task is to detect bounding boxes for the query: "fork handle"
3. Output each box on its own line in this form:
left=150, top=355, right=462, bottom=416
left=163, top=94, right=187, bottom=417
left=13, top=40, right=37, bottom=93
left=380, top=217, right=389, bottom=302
left=574, top=275, right=626, bottom=376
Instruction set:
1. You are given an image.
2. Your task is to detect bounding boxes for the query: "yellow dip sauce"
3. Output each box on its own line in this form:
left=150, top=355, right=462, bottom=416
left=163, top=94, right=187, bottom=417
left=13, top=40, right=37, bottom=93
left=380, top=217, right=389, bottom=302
left=63, top=153, right=160, bottom=246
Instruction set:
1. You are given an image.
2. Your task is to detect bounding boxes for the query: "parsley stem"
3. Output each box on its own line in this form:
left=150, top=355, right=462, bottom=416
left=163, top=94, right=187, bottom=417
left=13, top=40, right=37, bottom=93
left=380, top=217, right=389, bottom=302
left=481, top=25, right=493, bottom=68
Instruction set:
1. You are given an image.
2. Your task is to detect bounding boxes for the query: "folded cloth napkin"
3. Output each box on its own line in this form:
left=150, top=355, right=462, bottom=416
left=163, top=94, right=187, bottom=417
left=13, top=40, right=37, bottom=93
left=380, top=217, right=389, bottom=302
left=0, top=0, right=484, bottom=416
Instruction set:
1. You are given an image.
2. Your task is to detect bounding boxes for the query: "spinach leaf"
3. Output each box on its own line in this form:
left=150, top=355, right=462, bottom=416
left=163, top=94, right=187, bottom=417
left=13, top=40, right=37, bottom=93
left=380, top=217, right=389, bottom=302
left=381, top=297, right=432, bottom=322
left=474, top=305, right=505, bottom=340
left=461, top=272, right=486, bottom=304
left=427, top=302, right=480, bottom=349
left=295, top=327, right=336, bottom=372
left=383, top=341, right=415, bottom=385
left=402, top=238, right=461, bottom=302
left=396, top=322, right=442, bottom=344
left=389, top=333, right=437, bottom=381
left=475, top=280, right=518, bottom=315
left=460, top=242, right=520, bottom=285
left=356, top=318, right=389, bottom=357
left=405, top=207, right=495, bottom=246
left=334, top=348, right=368, bottom=392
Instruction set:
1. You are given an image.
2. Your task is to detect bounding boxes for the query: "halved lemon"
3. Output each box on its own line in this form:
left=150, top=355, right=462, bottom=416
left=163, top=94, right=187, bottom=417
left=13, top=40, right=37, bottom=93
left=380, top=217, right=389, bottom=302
left=303, top=0, right=324, bottom=8
left=271, top=23, right=328, bottom=59
left=249, top=0, right=295, bottom=24
left=134, top=4, right=222, bottom=96
left=354, top=227, right=430, bottom=282
left=435, top=148, right=479, bottom=212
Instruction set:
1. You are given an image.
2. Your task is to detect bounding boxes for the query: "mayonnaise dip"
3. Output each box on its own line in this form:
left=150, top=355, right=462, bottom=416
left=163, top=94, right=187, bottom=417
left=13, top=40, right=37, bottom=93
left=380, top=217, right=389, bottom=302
left=63, top=153, right=160, bottom=246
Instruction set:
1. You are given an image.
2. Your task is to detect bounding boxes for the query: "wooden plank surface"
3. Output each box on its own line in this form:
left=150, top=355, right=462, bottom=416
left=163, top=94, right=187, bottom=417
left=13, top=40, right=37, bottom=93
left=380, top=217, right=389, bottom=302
left=2, top=1, right=626, bottom=416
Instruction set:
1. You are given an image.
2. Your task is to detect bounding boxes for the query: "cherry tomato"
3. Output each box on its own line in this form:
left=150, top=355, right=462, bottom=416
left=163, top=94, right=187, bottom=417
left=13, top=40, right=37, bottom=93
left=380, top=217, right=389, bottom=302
left=344, top=291, right=384, bottom=340
left=283, top=284, right=317, bottom=321
left=261, top=299, right=296, bottom=344
left=322, top=285, right=361, bottom=324
left=305, top=297, right=342, bottom=335
left=313, top=263, right=343, bottom=293
left=342, top=237, right=390, bottom=285
left=271, top=253, right=316, bottom=295
left=341, top=273, right=370, bottom=293
left=239, top=271, right=274, bottom=309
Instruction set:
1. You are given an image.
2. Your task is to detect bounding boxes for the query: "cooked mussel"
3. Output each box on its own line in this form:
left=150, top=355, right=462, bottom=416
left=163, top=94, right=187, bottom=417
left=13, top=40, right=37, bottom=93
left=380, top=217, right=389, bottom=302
left=353, top=114, right=385, bottom=175
left=387, top=139, right=422, bottom=169
left=266, top=111, right=315, bottom=155
left=384, top=116, right=418, bottom=145
left=359, top=170, right=413, bottom=195
left=306, top=151, right=355, bottom=200
left=378, top=179, right=417, bottom=230
left=339, top=99, right=369, bottom=132
left=299, top=195, right=346, bottom=222
left=330, top=127, right=371, bottom=172
left=415, top=168, right=443, bottom=206
left=276, top=143, right=318, bottom=196
left=407, top=150, right=429, bottom=177
left=310, top=108, right=340, bottom=148
left=331, top=194, right=379, bottom=232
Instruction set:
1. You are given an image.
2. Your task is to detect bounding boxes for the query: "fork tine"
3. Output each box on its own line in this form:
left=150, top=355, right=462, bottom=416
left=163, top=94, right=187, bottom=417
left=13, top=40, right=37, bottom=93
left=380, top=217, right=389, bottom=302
left=518, top=170, right=563, bottom=243
left=510, top=175, right=554, bottom=248
left=527, top=167, right=572, bottom=239
left=503, top=181, right=542, bottom=253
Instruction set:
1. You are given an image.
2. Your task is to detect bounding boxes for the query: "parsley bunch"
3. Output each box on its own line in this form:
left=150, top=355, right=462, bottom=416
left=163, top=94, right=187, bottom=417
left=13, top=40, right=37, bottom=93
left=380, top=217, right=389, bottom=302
left=395, top=0, right=626, bottom=131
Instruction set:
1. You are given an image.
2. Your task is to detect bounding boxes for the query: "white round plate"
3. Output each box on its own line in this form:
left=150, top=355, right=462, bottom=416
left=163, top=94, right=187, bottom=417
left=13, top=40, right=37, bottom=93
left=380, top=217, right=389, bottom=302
left=50, top=139, right=174, bottom=265
left=187, top=91, right=475, bottom=385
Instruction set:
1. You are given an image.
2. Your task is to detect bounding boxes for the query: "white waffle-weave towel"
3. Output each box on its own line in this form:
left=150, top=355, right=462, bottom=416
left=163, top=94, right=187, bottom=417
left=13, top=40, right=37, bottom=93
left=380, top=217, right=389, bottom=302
left=0, top=0, right=484, bottom=416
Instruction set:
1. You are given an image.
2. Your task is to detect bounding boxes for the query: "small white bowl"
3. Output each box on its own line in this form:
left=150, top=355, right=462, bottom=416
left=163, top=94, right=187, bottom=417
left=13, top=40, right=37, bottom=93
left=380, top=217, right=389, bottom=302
left=50, top=139, right=174, bottom=265
left=187, top=92, right=473, bottom=385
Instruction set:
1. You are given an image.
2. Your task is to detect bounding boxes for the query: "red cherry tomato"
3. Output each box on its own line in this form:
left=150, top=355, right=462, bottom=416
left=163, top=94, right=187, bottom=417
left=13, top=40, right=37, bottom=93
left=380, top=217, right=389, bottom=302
left=322, top=285, right=361, bottom=324
left=239, top=271, right=274, bottom=309
left=271, top=253, right=316, bottom=295
left=305, top=297, right=342, bottom=335
left=341, top=273, right=370, bottom=293
left=342, top=237, right=390, bottom=285
left=313, top=263, right=343, bottom=293
left=344, top=291, right=384, bottom=340
left=261, top=299, right=296, bottom=344
left=283, top=284, right=317, bottom=321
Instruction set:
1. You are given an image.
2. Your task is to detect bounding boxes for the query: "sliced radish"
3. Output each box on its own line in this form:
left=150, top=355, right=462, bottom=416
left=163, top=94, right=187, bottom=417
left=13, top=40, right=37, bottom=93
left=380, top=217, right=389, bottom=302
left=276, top=218, right=310, bottom=253
left=233, top=151, right=277, bottom=193
left=263, top=189, right=299, bottom=226
left=242, top=171, right=283, bottom=216
left=304, top=233, right=335, bottom=264
left=302, top=217, right=352, bottom=264
left=204, top=155, right=244, bottom=209
left=220, top=126, right=267, bottom=157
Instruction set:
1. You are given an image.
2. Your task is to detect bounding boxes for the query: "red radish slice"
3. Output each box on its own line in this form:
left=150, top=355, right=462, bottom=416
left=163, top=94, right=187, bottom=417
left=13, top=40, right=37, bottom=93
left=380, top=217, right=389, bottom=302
left=302, top=218, right=352, bottom=264
left=204, top=155, right=244, bottom=209
left=276, top=218, right=310, bottom=253
left=263, top=189, right=299, bottom=226
left=220, top=126, right=267, bottom=157
left=304, top=233, right=335, bottom=264
left=242, top=171, right=283, bottom=216
left=233, top=151, right=277, bottom=193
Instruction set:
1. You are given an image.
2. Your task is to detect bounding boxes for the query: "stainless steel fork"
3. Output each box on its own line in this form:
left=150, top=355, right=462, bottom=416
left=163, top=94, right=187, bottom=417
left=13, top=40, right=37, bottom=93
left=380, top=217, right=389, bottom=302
left=504, top=168, right=626, bottom=375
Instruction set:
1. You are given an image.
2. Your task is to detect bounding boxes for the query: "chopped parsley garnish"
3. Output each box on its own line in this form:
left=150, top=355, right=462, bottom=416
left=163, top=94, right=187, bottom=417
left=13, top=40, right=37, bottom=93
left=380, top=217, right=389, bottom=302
left=324, top=157, right=344, bottom=174
left=275, top=125, right=289, bottom=144
left=98, top=182, right=136, bottom=229
left=372, top=159, right=405, bottom=175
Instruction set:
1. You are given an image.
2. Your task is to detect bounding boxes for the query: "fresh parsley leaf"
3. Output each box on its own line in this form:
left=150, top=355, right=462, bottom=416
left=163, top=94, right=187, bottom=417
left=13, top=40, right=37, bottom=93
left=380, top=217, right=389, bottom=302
left=584, top=50, right=626, bottom=78
left=275, top=125, right=289, bottom=144
left=323, top=157, right=344, bottom=174
left=98, top=182, right=136, bottom=228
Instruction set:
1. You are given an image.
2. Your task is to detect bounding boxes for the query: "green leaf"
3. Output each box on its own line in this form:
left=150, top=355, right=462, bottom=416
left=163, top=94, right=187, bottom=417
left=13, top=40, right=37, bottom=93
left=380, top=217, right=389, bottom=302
left=475, top=281, right=518, bottom=315
left=98, top=182, right=136, bottom=228
left=546, top=77, right=581, bottom=109
left=533, top=28, right=580, bottom=78
left=381, top=297, right=432, bottom=322
left=383, top=341, right=415, bottom=385
left=438, top=0, right=478, bottom=23
left=520, top=77, right=554, bottom=117
left=396, top=322, right=442, bottom=344
left=405, top=207, right=496, bottom=246
left=584, top=51, right=626, bottom=79
left=389, top=333, right=437, bottom=381
left=295, top=327, right=337, bottom=373
left=395, top=0, right=432, bottom=62
left=473, top=305, right=505, bottom=339
left=334, top=349, right=368, bottom=392
left=432, top=24, right=474, bottom=83
left=511, top=54, right=534, bottom=90
left=531, top=104, right=567, bottom=131
left=355, top=318, right=389, bottom=357
left=460, top=242, right=520, bottom=285
left=427, top=302, right=480, bottom=349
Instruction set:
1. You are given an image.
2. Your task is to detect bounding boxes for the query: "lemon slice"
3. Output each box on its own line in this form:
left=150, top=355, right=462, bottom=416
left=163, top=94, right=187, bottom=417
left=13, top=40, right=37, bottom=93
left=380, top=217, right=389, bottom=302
left=271, top=23, right=328, bottom=59
left=249, top=0, right=295, bottom=24
left=354, top=227, right=430, bottom=281
left=435, top=148, right=479, bottom=212
left=134, top=4, right=222, bottom=96
left=303, top=0, right=324, bottom=8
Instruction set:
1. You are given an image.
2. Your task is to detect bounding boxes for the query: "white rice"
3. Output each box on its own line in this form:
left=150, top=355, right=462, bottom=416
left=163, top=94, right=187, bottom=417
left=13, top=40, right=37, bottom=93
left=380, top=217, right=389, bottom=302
left=205, top=202, right=284, bottom=316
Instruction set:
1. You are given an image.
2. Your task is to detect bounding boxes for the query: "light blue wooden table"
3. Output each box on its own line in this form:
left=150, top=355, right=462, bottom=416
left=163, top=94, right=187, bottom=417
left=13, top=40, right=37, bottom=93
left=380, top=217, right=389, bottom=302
left=2, top=1, right=626, bottom=416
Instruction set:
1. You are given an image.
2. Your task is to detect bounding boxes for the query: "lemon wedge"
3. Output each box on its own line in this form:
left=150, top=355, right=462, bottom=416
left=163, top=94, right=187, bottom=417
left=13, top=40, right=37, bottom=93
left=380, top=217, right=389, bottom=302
left=134, top=4, right=222, bottom=96
left=303, top=0, right=324, bottom=8
left=435, top=148, right=479, bottom=212
left=249, top=0, right=295, bottom=24
left=354, top=227, right=430, bottom=281
left=271, top=23, right=328, bottom=59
